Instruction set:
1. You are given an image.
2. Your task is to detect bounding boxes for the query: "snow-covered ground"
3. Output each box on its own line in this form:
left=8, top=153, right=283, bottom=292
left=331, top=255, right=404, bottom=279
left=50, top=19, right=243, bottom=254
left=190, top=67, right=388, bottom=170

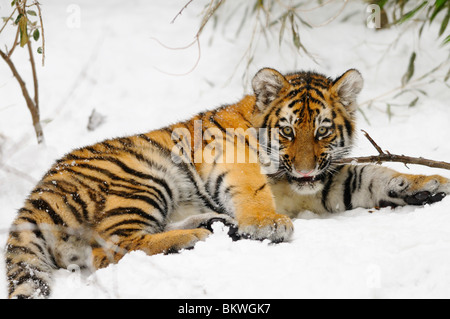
left=0, top=0, right=449, bottom=299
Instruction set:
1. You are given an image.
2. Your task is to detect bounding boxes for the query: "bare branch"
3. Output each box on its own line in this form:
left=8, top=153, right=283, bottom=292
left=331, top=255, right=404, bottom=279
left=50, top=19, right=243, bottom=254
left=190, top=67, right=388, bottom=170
left=0, top=49, right=44, bottom=143
left=360, top=129, right=384, bottom=155
left=35, top=1, right=45, bottom=66
left=0, top=0, right=45, bottom=144
left=26, top=39, right=39, bottom=112
left=335, top=130, right=450, bottom=170
left=0, top=7, right=17, bottom=33
left=7, top=25, right=20, bottom=57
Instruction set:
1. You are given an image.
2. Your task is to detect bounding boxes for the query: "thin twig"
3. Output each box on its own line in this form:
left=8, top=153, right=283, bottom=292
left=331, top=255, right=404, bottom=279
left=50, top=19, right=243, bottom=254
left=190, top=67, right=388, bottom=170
left=7, top=25, right=20, bottom=57
left=337, top=154, right=450, bottom=170
left=171, top=0, right=194, bottom=24
left=0, top=7, right=17, bottom=34
left=153, top=0, right=223, bottom=76
left=301, top=0, right=348, bottom=28
left=35, top=0, right=45, bottom=66
left=360, top=130, right=384, bottom=154
left=26, top=39, right=39, bottom=114
left=152, top=37, right=202, bottom=76
left=335, top=130, right=450, bottom=170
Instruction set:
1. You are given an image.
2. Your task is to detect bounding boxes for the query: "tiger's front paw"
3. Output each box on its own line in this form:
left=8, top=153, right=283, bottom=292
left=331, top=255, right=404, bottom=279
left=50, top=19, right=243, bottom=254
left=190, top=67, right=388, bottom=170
left=237, top=212, right=293, bottom=243
left=386, top=174, right=450, bottom=206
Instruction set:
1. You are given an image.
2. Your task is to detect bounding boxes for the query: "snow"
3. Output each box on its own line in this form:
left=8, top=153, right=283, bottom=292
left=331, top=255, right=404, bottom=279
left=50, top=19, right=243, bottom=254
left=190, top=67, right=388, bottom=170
left=1, top=0, right=449, bottom=299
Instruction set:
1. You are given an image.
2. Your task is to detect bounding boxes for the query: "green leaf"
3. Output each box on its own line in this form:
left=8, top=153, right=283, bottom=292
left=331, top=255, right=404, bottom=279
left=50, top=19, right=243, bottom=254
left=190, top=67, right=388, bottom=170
left=409, top=96, right=419, bottom=107
left=445, top=67, right=450, bottom=82
left=33, top=29, right=40, bottom=41
left=14, top=13, right=22, bottom=25
left=27, top=10, right=37, bottom=16
left=289, top=12, right=301, bottom=50
left=442, top=34, right=450, bottom=45
left=377, top=0, right=388, bottom=10
left=402, top=51, right=416, bottom=86
left=386, top=103, right=392, bottom=121
left=37, top=46, right=43, bottom=54
left=397, top=1, right=428, bottom=25
left=439, top=9, right=449, bottom=36
left=11, top=0, right=17, bottom=7
left=430, top=0, right=447, bottom=23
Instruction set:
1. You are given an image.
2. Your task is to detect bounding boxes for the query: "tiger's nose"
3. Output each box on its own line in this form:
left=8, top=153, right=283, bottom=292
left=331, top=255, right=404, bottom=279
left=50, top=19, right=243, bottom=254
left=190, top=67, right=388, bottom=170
left=296, top=169, right=314, bottom=177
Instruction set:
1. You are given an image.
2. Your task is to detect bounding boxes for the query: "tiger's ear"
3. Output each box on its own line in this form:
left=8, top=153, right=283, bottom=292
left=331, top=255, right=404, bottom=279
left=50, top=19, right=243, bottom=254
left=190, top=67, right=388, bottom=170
left=252, top=68, right=289, bottom=111
left=331, top=69, right=363, bottom=109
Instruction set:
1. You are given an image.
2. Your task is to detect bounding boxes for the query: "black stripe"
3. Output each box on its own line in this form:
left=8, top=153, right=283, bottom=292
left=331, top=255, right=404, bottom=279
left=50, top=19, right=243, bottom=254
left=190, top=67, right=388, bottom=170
left=97, top=156, right=173, bottom=199
left=343, top=168, right=354, bottom=210
left=236, top=111, right=252, bottom=126
left=68, top=192, right=89, bottom=222
left=32, top=187, right=85, bottom=224
left=254, top=183, right=267, bottom=196
left=288, top=99, right=302, bottom=108
left=138, top=134, right=172, bottom=154
left=108, top=190, right=168, bottom=217
left=13, top=272, right=50, bottom=298
left=351, top=168, right=358, bottom=193
left=175, top=160, right=227, bottom=215
left=106, top=207, right=161, bottom=225
left=343, top=117, right=353, bottom=138
left=16, top=216, right=45, bottom=242
left=6, top=245, right=40, bottom=258
left=337, top=125, right=345, bottom=147
left=310, top=80, right=329, bottom=89
left=110, top=228, right=144, bottom=237
left=321, top=175, right=334, bottom=211
left=85, top=146, right=103, bottom=154
left=110, top=182, right=169, bottom=212
left=104, top=219, right=154, bottom=234
left=66, top=160, right=173, bottom=201
left=261, top=107, right=277, bottom=128
left=308, top=96, right=326, bottom=108
left=117, top=137, right=133, bottom=147
left=306, top=86, right=325, bottom=100
left=213, top=172, right=227, bottom=203
left=30, top=199, right=65, bottom=226
left=357, top=166, right=366, bottom=191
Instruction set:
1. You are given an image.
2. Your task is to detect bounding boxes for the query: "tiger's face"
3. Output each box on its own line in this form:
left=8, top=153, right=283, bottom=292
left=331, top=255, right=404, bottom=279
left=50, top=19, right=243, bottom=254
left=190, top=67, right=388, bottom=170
left=252, top=68, right=363, bottom=194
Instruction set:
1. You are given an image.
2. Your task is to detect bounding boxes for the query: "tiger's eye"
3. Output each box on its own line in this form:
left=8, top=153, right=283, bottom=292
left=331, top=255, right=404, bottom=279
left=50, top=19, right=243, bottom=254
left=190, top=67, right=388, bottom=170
left=317, top=127, right=328, bottom=136
left=281, top=126, right=293, bottom=137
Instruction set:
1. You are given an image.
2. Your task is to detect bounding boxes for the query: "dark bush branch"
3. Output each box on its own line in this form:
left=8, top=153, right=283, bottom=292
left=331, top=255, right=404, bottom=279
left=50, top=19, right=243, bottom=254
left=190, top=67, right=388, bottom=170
left=335, top=130, right=450, bottom=170
left=0, top=0, right=45, bottom=144
left=0, top=49, right=44, bottom=144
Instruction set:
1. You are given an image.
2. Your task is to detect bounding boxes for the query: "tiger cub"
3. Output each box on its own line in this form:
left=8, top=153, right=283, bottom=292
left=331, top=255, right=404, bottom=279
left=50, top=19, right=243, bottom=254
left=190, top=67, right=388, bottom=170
left=5, top=68, right=449, bottom=298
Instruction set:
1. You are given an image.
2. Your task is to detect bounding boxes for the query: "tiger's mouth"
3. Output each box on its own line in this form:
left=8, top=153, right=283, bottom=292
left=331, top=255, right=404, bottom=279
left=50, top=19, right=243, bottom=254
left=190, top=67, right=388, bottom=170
left=287, top=173, right=325, bottom=184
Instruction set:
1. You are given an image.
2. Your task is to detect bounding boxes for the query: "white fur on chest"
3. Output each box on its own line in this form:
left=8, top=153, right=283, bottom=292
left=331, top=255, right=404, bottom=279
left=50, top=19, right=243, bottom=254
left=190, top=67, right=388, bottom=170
left=270, top=181, right=326, bottom=217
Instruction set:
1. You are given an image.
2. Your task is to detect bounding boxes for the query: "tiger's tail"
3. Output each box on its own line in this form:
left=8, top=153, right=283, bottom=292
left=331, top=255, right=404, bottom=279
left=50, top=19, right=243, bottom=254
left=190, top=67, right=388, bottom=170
left=5, top=222, right=55, bottom=299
